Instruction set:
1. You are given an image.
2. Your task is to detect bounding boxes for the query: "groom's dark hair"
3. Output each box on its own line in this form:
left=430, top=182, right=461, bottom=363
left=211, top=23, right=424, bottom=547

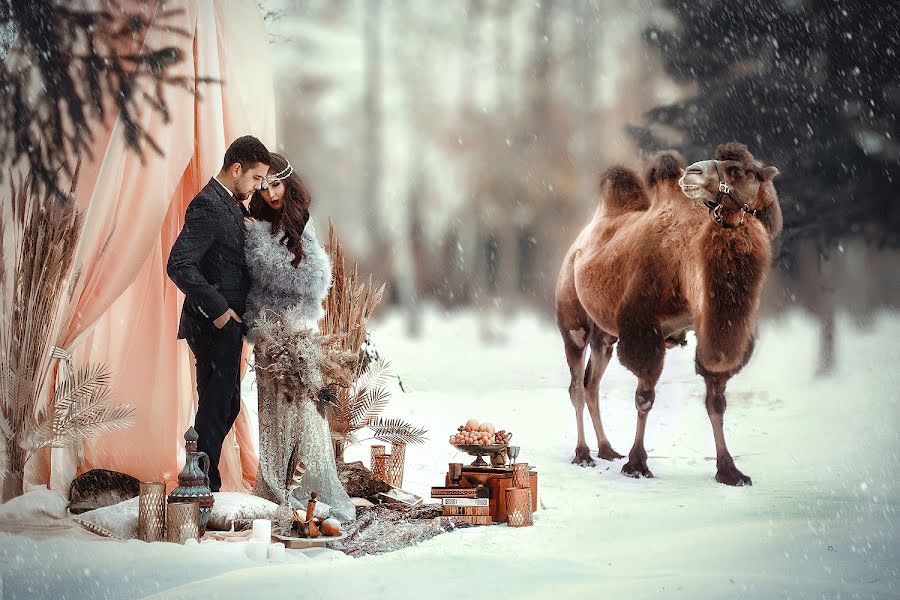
left=222, top=135, right=270, bottom=170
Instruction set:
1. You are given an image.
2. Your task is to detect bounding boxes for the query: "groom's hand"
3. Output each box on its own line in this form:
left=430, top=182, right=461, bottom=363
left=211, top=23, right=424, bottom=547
left=213, top=309, right=242, bottom=329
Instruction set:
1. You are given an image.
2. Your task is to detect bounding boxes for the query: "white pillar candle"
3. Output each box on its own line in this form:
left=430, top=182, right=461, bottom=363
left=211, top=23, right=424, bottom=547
left=251, top=519, right=271, bottom=542
left=268, top=542, right=286, bottom=562
left=246, top=539, right=268, bottom=561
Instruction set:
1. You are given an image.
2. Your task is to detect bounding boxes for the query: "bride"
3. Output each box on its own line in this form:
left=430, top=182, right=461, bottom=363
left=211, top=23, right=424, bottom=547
left=242, top=152, right=355, bottom=522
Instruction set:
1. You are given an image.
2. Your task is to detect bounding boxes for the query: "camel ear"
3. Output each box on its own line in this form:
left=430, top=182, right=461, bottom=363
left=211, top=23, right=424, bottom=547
left=760, top=166, right=780, bottom=181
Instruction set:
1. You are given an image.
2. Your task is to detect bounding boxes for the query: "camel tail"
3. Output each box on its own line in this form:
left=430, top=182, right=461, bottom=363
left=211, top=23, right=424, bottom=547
left=645, top=151, right=685, bottom=188
left=596, top=166, right=650, bottom=216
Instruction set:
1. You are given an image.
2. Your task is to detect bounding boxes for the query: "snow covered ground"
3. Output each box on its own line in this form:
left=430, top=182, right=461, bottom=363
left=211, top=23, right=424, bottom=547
left=2, top=307, right=898, bottom=599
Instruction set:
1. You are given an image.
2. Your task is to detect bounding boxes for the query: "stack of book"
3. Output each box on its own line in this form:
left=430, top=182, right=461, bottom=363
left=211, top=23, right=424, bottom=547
left=431, top=486, right=492, bottom=525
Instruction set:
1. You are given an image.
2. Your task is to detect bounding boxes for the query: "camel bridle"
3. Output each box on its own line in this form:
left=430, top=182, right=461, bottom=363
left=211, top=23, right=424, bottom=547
left=703, top=161, right=761, bottom=228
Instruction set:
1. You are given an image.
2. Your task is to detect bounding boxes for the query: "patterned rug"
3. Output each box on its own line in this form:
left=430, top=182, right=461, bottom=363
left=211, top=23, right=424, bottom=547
left=330, top=503, right=463, bottom=557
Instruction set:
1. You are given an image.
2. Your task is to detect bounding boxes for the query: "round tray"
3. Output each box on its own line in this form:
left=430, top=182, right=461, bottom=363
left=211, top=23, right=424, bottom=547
left=451, top=443, right=509, bottom=467
left=272, top=531, right=346, bottom=549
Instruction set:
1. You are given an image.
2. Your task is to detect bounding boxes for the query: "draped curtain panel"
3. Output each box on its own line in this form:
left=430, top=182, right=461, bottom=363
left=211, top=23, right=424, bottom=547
left=23, top=0, right=275, bottom=495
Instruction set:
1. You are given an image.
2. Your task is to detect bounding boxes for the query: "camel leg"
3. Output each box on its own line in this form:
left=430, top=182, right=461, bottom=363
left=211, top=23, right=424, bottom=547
left=616, top=298, right=665, bottom=479
left=696, top=338, right=755, bottom=486
left=703, top=375, right=752, bottom=486
left=584, top=330, right=623, bottom=460
left=621, top=381, right=656, bottom=478
left=563, top=328, right=594, bottom=466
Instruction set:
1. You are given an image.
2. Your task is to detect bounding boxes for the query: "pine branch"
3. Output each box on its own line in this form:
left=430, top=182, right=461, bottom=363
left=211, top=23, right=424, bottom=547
left=0, top=4, right=206, bottom=196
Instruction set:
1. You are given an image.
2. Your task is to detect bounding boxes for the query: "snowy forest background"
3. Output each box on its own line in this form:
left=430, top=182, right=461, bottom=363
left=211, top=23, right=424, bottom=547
left=2, top=0, right=897, bottom=353
left=257, top=0, right=899, bottom=372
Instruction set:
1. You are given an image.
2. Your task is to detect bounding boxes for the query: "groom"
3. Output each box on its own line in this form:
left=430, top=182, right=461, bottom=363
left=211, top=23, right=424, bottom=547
left=166, top=136, right=270, bottom=491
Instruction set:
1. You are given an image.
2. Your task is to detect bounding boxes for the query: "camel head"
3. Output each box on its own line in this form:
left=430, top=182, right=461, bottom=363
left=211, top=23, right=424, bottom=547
left=678, top=143, right=780, bottom=224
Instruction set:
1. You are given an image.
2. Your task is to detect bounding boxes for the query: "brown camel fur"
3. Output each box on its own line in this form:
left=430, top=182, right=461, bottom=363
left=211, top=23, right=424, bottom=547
left=555, top=143, right=782, bottom=485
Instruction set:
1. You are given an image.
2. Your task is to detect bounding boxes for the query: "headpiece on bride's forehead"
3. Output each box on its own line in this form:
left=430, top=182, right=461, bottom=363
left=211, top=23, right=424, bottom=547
left=260, top=162, right=293, bottom=190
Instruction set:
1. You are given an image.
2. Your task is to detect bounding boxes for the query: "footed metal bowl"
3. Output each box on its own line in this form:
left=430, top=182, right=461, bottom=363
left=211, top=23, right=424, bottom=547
left=451, top=443, right=509, bottom=467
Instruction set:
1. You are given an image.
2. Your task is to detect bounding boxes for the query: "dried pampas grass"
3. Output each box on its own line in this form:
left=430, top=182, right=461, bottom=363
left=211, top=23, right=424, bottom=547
left=319, top=222, right=427, bottom=460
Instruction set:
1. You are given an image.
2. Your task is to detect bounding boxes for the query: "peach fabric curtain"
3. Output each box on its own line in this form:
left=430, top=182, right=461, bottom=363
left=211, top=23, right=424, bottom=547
left=23, top=0, right=274, bottom=495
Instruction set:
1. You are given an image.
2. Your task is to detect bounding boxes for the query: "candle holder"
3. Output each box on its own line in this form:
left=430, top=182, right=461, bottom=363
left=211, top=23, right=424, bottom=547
left=137, top=481, right=166, bottom=542
left=387, top=441, right=406, bottom=488
left=505, top=488, right=533, bottom=527
left=385, top=455, right=404, bottom=488
left=370, top=445, right=386, bottom=471
left=166, top=501, right=200, bottom=544
left=373, top=453, right=390, bottom=482
left=511, top=463, right=529, bottom=489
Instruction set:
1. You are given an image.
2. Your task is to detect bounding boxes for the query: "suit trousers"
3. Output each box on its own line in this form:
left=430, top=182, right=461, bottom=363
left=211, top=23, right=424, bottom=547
left=186, top=319, right=243, bottom=492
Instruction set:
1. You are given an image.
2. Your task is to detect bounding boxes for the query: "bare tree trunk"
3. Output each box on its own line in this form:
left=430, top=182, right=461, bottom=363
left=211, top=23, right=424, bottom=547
left=572, top=1, right=600, bottom=209
left=363, top=0, right=389, bottom=280
left=405, top=180, right=425, bottom=337
left=493, top=0, right=513, bottom=111
left=529, top=0, right=554, bottom=132
left=460, top=0, right=485, bottom=106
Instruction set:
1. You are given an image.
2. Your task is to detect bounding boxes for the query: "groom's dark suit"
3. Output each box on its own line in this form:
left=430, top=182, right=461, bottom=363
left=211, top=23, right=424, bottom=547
left=167, top=178, right=250, bottom=491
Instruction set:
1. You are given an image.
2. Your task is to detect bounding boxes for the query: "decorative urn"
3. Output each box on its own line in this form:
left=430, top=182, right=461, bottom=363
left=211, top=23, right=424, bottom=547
left=167, top=427, right=214, bottom=532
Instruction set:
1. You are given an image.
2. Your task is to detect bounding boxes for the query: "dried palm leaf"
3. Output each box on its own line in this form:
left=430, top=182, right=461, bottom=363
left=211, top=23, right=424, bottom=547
left=349, top=386, right=391, bottom=430
left=23, top=363, right=135, bottom=460
left=368, top=417, right=429, bottom=446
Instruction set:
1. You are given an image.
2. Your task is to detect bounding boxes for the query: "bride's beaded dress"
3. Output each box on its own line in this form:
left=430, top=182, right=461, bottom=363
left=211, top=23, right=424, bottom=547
left=243, top=218, right=355, bottom=522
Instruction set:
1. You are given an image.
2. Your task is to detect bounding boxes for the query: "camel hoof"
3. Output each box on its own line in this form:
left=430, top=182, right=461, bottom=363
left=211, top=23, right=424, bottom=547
left=572, top=446, right=596, bottom=467
left=716, top=467, right=752, bottom=486
left=597, top=442, right=624, bottom=461
left=621, top=459, right=654, bottom=479
left=715, top=455, right=752, bottom=486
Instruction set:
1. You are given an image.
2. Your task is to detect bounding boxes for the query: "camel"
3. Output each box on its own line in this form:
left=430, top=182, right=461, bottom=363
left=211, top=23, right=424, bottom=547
left=555, top=143, right=782, bottom=485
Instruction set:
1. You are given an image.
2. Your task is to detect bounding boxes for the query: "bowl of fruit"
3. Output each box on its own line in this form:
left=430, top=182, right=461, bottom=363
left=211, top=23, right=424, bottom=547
left=449, top=419, right=513, bottom=467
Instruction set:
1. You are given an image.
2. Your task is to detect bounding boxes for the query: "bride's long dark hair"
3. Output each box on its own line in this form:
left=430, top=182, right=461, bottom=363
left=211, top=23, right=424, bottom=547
left=248, top=153, right=311, bottom=268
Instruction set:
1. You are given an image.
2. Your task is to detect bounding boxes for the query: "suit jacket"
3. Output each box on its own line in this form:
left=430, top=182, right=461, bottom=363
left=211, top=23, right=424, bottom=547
left=167, top=178, right=251, bottom=339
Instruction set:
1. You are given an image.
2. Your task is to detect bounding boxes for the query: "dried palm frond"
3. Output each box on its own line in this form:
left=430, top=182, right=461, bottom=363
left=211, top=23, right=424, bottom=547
left=368, top=417, right=429, bottom=446
left=23, top=363, right=135, bottom=463
left=348, top=359, right=393, bottom=429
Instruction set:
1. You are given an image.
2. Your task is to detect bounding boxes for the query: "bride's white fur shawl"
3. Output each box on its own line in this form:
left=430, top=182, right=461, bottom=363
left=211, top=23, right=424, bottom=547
left=243, top=218, right=332, bottom=330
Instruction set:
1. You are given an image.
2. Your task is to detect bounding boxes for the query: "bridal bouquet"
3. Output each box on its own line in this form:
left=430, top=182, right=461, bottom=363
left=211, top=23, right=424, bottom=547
left=251, top=306, right=357, bottom=411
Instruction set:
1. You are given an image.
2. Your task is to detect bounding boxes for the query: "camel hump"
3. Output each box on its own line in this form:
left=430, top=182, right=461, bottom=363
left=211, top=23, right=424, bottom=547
left=597, top=166, right=650, bottom=215
left=645, top=151, right=685, bottom=188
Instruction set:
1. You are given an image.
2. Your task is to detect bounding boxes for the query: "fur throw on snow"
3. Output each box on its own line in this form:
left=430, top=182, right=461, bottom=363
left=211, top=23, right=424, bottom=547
left=243, top=218, right=332, bottom=331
